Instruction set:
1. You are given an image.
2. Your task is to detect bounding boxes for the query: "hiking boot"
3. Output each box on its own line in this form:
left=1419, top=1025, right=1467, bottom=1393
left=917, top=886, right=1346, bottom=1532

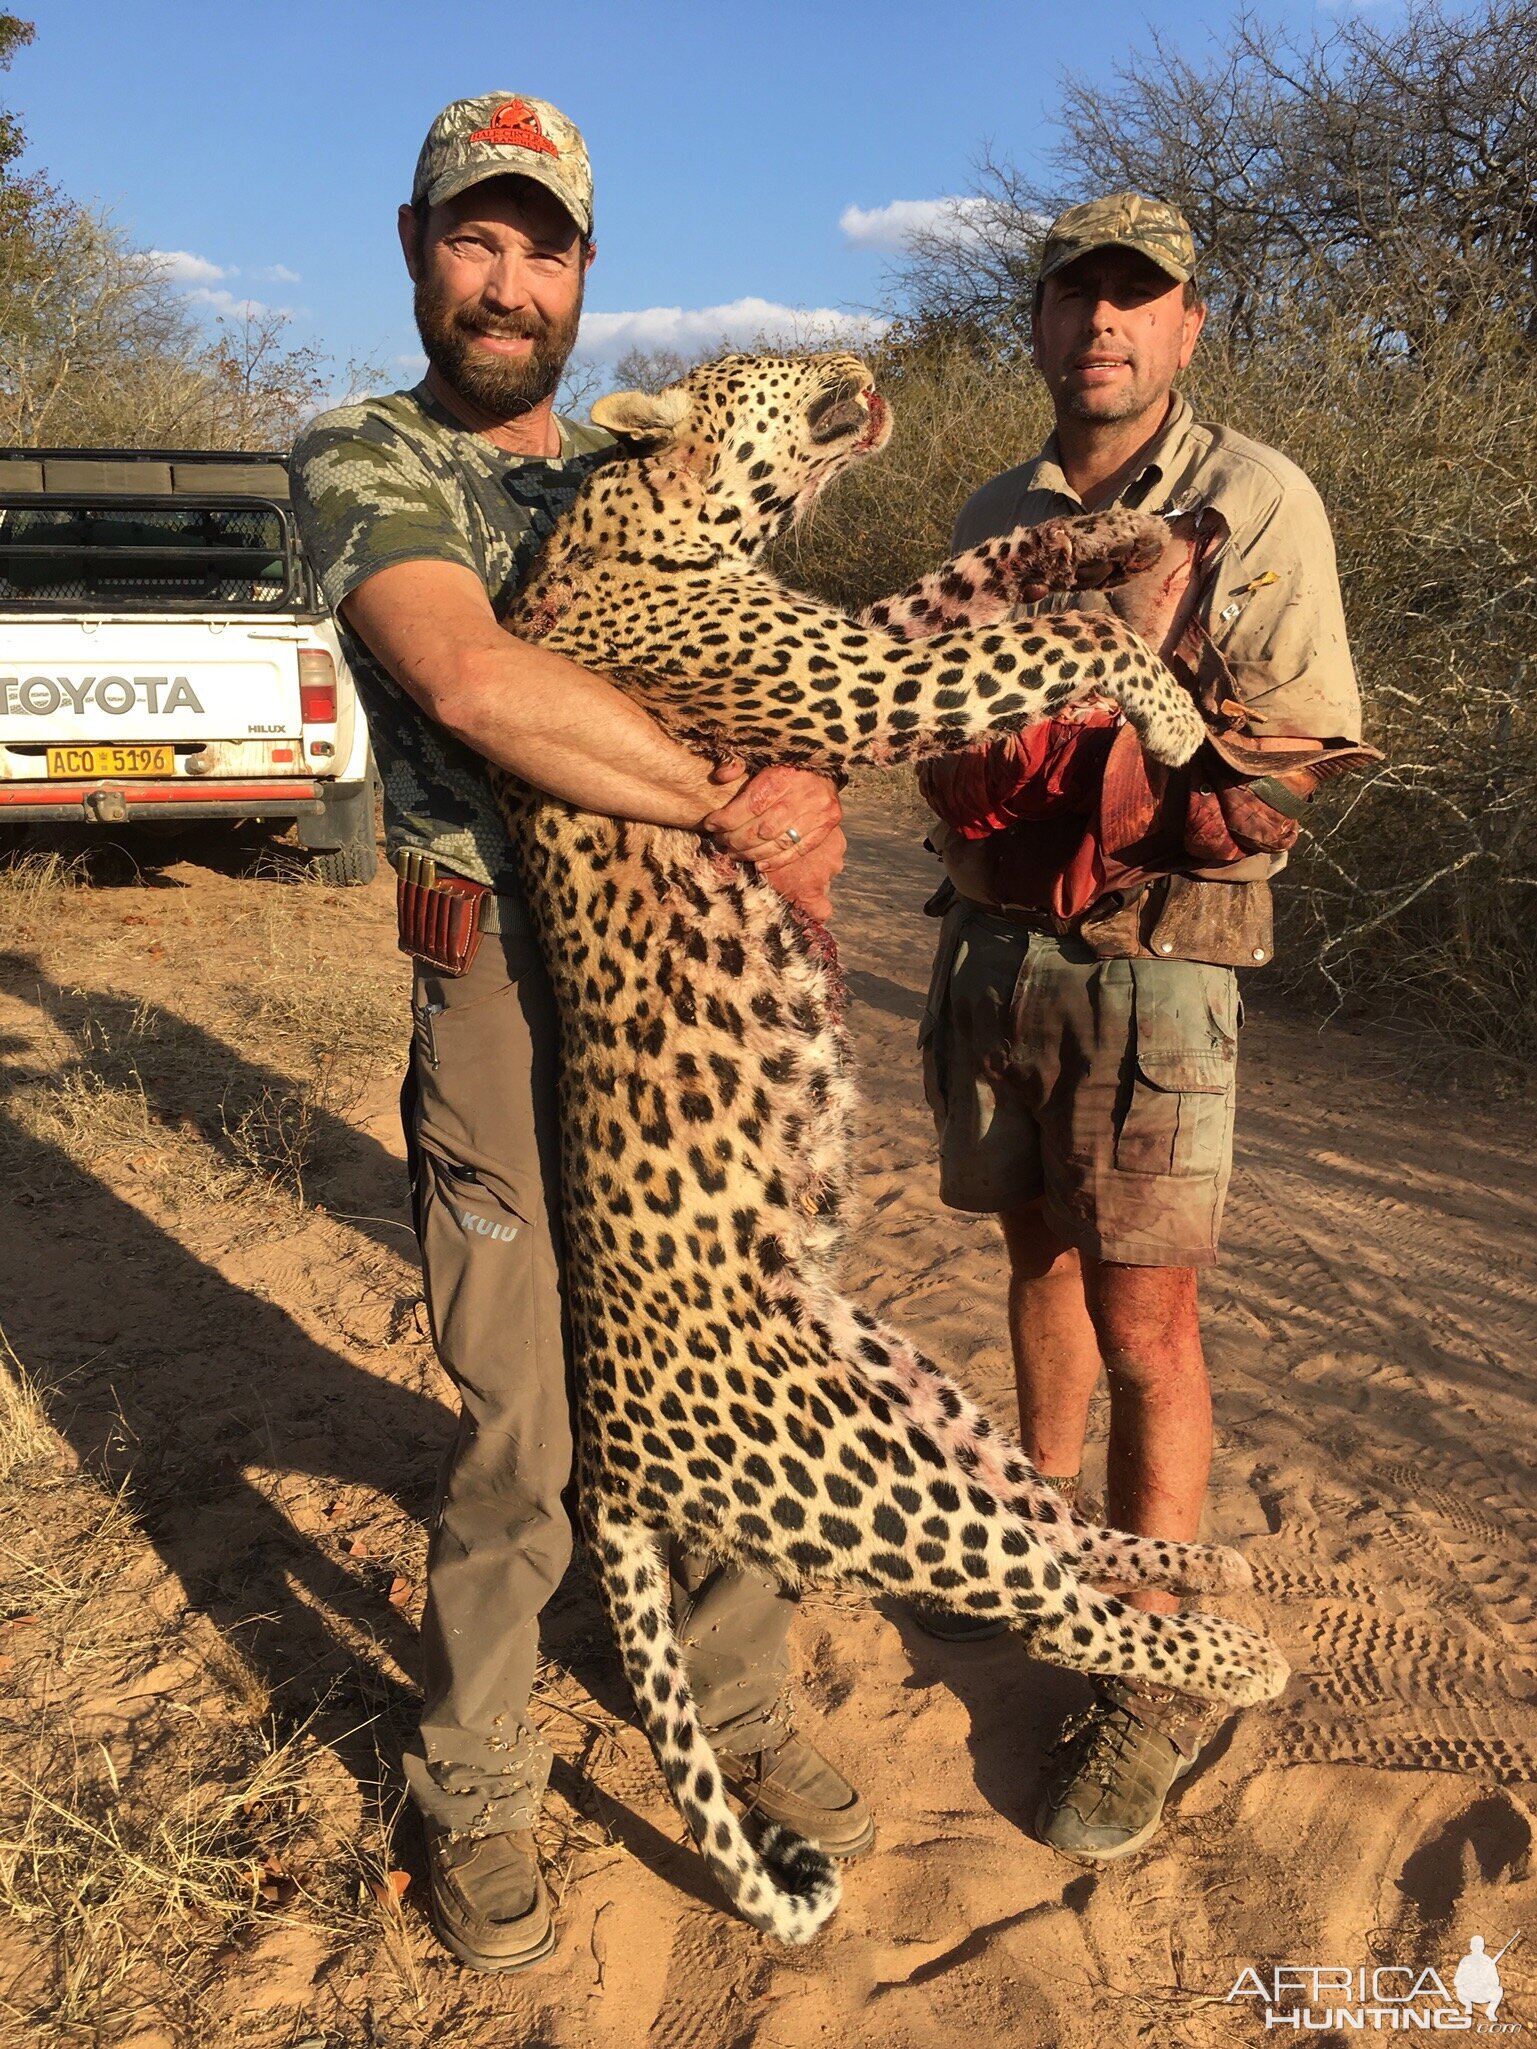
left=717, top=1707, right=876, bottom=1859
left=424, top=1820, right=557, bottom=1973
left=1035, top=1679, right=1211, bottom=1862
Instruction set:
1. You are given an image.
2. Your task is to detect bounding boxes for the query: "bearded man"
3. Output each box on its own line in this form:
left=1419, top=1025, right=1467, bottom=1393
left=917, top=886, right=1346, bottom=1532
left=290, top=92, right=867, bottom=1976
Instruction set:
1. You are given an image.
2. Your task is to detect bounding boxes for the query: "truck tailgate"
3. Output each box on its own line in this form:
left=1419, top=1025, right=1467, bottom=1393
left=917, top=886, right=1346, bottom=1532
left=0, top=618, right=303, bottom=751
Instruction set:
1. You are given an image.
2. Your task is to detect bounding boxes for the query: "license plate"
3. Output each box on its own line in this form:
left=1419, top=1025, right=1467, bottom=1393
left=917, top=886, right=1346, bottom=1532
left=46, top=744, right=175, bottom=778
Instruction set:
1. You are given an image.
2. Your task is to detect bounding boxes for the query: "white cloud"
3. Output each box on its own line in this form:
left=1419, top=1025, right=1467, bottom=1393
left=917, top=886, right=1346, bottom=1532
left=147, top=248, right=229, bottom=284
left=147, top=251, right=302, bottom=304
left=395, top=350, right=428, bottom=372
left=574, top=296, right=886, bottom=364
left=185, top=286, right=271, bottom=319
left=839, top=197, right=988, bottom=253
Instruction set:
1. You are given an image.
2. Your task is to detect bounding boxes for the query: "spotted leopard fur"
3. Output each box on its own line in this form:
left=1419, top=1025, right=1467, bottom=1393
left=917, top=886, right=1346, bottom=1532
left=491, top=354, right=1286, bottom=1943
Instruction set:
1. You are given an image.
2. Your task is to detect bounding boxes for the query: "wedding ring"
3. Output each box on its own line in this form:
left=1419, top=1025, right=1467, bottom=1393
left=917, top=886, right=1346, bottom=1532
left=784, top=826, right=802, bottom=846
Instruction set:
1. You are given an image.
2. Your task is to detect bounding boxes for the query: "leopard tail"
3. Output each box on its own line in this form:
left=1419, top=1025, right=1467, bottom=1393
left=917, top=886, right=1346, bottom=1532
left=588, top=1509, right=840, bottom=1945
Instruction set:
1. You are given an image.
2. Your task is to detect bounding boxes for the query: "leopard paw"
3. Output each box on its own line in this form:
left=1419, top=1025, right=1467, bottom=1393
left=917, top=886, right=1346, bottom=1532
left=1117, top=670, right=1208, bottom=767
left=1178, top=1615, right=1292, bottom=1707
left=995, top=507, right=1167, bottom=605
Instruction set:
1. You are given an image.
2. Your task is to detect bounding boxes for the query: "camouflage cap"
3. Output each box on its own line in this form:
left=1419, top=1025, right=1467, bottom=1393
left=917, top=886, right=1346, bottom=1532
left=411, top=92, right=593, bottom=235
left=1038, top=192, right=1196, bottom=288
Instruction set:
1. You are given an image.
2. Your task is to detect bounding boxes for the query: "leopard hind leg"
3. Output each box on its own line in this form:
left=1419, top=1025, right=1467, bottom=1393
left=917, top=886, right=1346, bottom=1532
left=587, top=1506, right=840, bottom=1945
left=784, top=1306, right=1286, bottom=1701
left=823, top=1299, right=1251, bottom=1598
left=828, top=1459, right=1286, bottom=1705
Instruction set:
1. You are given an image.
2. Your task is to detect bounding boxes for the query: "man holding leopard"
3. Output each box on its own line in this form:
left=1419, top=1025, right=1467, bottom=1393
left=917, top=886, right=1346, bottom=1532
left=290, top=93, right=1341, bottom=1961
left=915, top=193, right=1372, bottom=1856
left=290, top=93, right=865, bottom=1974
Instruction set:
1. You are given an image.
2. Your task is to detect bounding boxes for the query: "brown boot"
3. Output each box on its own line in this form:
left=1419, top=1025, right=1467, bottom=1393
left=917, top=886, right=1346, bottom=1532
left=424, top=1820, right=557, bottom=1973
left=1035, top=1679, right=1220, bottom=1862
left=717, top=1705, right=876, bottom=1860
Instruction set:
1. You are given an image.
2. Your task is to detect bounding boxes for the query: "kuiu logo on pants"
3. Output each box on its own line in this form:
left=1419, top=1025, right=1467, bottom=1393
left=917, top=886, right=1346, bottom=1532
left=457, top=1208, right=518, bottom=1243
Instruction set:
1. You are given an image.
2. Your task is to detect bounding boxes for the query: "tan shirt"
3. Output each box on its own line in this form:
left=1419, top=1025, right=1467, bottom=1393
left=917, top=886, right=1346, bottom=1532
left=937, top=390, right=1361, bottom=903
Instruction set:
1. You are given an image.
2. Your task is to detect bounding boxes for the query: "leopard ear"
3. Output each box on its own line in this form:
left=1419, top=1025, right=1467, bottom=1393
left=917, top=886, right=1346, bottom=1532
left=590, top=385, right=692, bottom=443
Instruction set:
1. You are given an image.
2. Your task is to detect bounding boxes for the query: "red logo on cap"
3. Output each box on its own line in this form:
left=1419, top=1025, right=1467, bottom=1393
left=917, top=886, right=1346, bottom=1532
left=468, top=99, right=558, bottom=158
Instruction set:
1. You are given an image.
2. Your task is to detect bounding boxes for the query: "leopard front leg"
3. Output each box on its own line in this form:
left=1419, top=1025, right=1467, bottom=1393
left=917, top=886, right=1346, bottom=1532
left=860, top=507, right=1168, bottom=639
left=555, top=585, right=1206, bottom=775
left=867, top=613, right=1207, bottom=770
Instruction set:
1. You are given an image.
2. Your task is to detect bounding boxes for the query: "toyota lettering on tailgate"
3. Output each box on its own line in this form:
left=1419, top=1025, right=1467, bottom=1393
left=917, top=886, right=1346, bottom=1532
left=0, top=674, right=206, bottom=716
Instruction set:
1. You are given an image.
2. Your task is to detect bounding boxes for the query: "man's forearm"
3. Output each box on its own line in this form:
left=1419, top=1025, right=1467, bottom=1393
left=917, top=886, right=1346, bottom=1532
left=336, top=560, right=845, bottom=918
left=429, top=637, right=730, bottom=826
left=340, top=562, right=734, bottom=827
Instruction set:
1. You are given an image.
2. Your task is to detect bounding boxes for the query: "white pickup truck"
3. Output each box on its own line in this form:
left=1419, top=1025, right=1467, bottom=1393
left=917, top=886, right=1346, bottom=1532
left=0, top=446, right=377, bottom=883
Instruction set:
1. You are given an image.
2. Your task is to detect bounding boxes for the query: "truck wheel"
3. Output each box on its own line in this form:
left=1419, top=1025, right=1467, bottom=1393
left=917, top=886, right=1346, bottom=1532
left=304, top=769, right=379, bottom=887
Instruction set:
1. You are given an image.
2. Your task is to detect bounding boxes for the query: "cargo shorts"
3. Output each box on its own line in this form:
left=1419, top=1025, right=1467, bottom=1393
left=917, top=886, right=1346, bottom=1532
left=918, top=901, right=1239, bottom=1267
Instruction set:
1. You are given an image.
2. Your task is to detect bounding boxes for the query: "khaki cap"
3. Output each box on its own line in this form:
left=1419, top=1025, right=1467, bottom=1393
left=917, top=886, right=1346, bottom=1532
left=1039, top=191, right=1196, bottom=287
left=411, top=92, right=593, bottom=235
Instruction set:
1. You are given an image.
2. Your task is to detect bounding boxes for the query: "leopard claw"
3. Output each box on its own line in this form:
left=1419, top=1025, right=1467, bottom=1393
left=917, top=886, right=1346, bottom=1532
left=995, top=507, right=1170, bottom=603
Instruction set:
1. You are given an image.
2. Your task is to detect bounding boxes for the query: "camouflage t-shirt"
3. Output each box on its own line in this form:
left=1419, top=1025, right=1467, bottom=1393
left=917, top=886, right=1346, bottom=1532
left=289, top=384, right=614, bottom=900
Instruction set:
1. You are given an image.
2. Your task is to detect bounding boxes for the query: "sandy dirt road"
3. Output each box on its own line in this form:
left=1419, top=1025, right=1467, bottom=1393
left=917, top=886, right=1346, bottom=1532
left=0, top=792, right=1533, bottom=2048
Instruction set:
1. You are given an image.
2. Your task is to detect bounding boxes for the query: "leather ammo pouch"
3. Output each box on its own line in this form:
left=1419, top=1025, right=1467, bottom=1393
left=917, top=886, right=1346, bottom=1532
left=395, top=848, right=490, bottom=976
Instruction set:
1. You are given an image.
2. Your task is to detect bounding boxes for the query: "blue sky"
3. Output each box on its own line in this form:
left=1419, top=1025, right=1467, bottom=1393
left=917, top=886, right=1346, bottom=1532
left=13, top=0, right=1344, bottom=394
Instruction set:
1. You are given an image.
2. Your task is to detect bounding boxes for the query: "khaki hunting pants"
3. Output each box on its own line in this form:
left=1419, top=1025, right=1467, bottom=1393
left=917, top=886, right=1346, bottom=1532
left=400, top=919, right=796, bottom=1835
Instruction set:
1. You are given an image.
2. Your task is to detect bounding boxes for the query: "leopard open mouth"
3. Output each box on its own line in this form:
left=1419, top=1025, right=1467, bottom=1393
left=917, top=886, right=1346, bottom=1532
left=807, top=373, right=889, bottom=451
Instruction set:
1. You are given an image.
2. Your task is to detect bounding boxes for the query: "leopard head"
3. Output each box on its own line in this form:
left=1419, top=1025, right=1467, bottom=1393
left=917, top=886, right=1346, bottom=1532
left=590, top=351, right=892, bottom=558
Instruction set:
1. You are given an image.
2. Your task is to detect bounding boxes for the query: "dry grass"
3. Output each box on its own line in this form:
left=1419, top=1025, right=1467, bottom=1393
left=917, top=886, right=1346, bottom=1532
left=0, top=858, right=398, bottom=1215
left=0, top=1345, right=638, bottom=2047
left=0, top=1726, right=311, bottom=2035
left=0, top=1321, right=452, bottom=2049
left=843, top=762, right=932, bottom=834
left=0, top=1326, right=54, bottom=1483
left=0, top=847, right=88, bottom=952
left=209, top=881, right=399, bottom=1206
left=218, top=1055, right=367, bottom=1209
left=235, top=868, right=400, bottom=1066
left=0, top=1334, right=325, bottom=2048
left=0, top=851, right=461, bottom=2043
left=1187, top=303, right=1537, bottom=1077
left=10, top=1009, right=159, bottom=1161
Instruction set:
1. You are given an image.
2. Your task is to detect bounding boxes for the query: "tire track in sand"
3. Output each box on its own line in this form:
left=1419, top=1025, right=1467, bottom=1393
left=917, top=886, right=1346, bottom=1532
left=1217, top=1144, right=1537, bottom=1787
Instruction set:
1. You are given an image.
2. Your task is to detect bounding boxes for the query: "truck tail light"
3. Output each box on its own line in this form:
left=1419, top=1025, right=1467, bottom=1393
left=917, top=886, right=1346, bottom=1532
left=298, top=648, right=337, bottom=724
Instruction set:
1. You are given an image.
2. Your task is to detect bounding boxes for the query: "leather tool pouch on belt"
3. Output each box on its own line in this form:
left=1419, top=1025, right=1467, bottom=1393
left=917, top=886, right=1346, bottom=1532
left=394, top=849, right=489, bottom=976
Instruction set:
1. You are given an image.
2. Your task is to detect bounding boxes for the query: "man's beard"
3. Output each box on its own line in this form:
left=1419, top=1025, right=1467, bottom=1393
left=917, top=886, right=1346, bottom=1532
left=414, top=273, right=583, bottom=417
left=1056, top=358, right=1157, bottom=427
left=1060, top=385, right=1148, bottom=425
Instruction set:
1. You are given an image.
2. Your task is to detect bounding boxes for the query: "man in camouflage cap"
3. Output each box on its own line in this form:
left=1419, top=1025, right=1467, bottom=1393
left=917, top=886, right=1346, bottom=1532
left=290, top=93, right=863, bottom=1975
left=916, top=194, right=1365, bottom=1854
left=1036, top=190, right=1198, bottom=293
left=412, top=91, right=596, bottom=232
